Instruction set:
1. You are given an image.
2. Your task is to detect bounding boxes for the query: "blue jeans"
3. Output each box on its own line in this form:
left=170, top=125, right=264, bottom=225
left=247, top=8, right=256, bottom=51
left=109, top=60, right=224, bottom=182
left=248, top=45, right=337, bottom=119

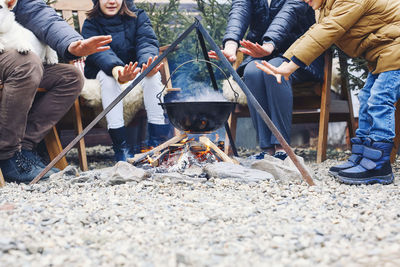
left=243, top=56, right=316, bottom=148
left=356, top=70, right=400, bottom=142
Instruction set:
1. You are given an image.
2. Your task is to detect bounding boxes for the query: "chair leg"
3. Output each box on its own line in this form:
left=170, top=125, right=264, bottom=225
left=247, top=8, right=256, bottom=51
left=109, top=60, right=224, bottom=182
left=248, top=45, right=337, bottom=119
left=44, top=126, right=68, bottom=170
left=339, top=53, right=356, bottom=139
left=73, top=99, right=88, bottom=171
left=224, top=113, right=238, bottom=156
left=316, top=52, right=333, bottom=163
left=317, top=99, right=330, bottom=163
left=390, top=101, right=400, bottom=163
left=0, top=168, right=5, bottom=187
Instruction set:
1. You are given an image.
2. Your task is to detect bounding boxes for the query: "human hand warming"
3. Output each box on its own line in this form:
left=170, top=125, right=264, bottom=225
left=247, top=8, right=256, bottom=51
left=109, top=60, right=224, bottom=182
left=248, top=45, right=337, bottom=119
left=118, top=62, right=141, bottom=83
left=141, top=56, right=164, bottom=77
left=208, top=40, right=238, bottom=63
left=239, top=40, right=274, bottom=58
left=68, top=35, right=112, bottom=57
left=255, top=60, right=299, bottom=83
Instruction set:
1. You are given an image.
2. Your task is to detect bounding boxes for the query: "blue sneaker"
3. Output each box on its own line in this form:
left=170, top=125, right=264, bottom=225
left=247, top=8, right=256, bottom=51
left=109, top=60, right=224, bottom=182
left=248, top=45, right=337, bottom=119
left=337, top=138, right=394, bottom=185
left=0, top=151, right=51, bottom=184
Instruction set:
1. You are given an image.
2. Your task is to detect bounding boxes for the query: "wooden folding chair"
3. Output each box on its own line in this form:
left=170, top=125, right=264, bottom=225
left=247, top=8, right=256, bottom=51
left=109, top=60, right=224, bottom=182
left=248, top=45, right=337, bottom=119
left=38, top=87, right=87, bottom=171
left=225, top=48, right=356, bottom=163
left=36, top=0, right=95, bottom=172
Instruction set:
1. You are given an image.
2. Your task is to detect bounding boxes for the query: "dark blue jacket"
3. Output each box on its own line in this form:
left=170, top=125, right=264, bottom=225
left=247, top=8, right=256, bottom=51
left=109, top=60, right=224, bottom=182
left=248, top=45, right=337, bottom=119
left=13, top=0, right=82, bottom=60
left=82, top=1, right=159, bottom=79
left=223, top=0, right=323, bottom=81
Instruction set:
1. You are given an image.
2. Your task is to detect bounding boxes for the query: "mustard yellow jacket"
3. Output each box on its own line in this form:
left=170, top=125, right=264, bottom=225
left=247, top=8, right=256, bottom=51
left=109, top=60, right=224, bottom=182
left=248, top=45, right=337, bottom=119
left=284, top=0, right=400, bottom=74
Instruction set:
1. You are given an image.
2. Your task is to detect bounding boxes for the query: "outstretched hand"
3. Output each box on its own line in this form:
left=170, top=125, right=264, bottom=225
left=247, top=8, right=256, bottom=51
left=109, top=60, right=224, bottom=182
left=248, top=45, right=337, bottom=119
left=141, top=56, right=164, bottom=77
left=68, top=35, right=112, bottom=57
left=208, top=40, right=238, bottom=63
left=239, top=40, right=274, bottom=58
left=255, top=60, right=299, bottom=83
left=208, top=49, right=237, bottom=63
left=118, top=62, right=141, bottom=83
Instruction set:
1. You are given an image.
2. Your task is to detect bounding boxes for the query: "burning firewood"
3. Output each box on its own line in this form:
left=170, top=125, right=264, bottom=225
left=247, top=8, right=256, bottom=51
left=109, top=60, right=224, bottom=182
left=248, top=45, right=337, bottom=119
left=198, top=136, right=238, bottom=164
left=150, top=149, right=170, bottom=167
left=128, top=133, right=187, bottom=165
left=168, top=146, right=190, bottom=172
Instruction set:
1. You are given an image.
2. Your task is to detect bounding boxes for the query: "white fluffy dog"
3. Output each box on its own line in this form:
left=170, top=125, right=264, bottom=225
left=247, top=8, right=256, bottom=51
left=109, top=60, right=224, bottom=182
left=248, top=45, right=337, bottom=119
left=0, top=0, right=58, bottom=64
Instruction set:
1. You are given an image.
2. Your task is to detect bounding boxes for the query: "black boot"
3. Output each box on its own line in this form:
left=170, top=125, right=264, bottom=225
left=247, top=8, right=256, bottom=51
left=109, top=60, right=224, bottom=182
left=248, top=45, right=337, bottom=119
left=108, top=127, right=135, bottom=162
left=126, top=125, right=143, bottom=155
left=337, top=138, right=394, bottom=185
left=0, top=151, right=51, bottom=183
left=147, top=123, right=172, bottom=148
left=329, top=137, right=364, bottom=177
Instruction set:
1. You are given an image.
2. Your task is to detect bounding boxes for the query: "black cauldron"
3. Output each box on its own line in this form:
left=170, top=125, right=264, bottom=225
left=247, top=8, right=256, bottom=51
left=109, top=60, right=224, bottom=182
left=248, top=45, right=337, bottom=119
left=157, top=59, right=239, bottom=133
left=160, top=101, right=236, bottom=133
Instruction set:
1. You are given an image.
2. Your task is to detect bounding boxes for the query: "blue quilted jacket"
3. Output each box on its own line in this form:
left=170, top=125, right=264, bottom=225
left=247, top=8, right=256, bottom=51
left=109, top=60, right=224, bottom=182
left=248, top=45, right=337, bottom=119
left=223, top=0, right=323, bottom=81
left=13, top=0, right=82, bottom=60
left=82, top=0, right=159, bottom=79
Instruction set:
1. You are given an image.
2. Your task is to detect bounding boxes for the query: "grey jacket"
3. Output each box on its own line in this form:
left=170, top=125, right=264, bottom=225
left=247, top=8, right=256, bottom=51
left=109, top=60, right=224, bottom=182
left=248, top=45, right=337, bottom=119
left=13, top=0, right=83, bottom=60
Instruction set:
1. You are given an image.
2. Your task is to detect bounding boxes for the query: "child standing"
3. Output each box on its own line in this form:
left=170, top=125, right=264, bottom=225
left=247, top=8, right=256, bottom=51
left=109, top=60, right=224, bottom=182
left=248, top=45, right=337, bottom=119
left=82, top=0, right=170, bottom=162
left=256, top=0, right=400, bottom=185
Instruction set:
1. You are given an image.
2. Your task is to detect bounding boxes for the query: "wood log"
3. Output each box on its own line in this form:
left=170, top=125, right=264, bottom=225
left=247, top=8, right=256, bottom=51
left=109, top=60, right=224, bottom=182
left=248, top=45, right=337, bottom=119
left=150, top=149, right=170, bottom=167
left=199, top=136, right=238, bottom=164
left=128, top=133, right=187, bottom=165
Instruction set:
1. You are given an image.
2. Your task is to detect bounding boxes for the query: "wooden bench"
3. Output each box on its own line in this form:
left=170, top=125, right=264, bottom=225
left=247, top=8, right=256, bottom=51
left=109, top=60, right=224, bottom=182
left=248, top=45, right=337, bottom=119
left=224, top=49, right=356, bottom=163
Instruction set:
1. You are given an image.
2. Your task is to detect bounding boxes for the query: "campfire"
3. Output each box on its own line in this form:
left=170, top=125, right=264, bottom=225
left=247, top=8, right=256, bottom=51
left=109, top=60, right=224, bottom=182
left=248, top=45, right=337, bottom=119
left=128, top=133, right=238, bottom=172
left=29, top=20, right=314, bottom=186
left=127, top=60, right=240, bottom=173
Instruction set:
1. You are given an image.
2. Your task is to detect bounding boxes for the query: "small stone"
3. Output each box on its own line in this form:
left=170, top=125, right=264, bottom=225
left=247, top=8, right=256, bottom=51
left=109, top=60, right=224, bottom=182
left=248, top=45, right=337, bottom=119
left=70, top=176, right=91, bottom=184
left=106, top=161, right=149, bottom=185
left=62, top=166, right=80, bottom=179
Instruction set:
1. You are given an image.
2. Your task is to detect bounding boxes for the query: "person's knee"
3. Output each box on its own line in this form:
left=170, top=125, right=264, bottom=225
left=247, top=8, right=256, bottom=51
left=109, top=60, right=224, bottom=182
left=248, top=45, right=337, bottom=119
left=61, top=64, right=84, bottom=96
left=142, top=72, right=162, bottom=90
left=267, top=57, right=286, bottom=68
left=243, top=61, right=265, bottom=82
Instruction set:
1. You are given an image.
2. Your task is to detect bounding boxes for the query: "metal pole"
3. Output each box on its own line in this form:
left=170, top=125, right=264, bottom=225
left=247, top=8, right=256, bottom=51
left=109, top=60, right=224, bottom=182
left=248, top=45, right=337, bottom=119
left=195, top=27, right=239, bottom=157
left=196, top=20, right=315, bottom=186
left=30, top=22, right=198, bottom=184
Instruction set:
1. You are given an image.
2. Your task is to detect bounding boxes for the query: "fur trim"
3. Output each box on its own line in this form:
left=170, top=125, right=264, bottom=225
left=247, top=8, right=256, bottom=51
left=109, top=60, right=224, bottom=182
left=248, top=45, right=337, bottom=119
left=222, top=77, right=247, bottom=105
left=330, top=57, right=341, bottom=94
left=112, top=66, right=125, bottom=83
left=80, top=78, right=144, bottom=128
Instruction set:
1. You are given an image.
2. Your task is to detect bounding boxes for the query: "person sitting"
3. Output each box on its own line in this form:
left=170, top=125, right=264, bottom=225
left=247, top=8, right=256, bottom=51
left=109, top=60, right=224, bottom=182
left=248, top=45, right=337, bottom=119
left=82, top=0, right=171, bottom=162
left=256, top=0, right=400, bottom=185
left=0, top=0, right=112, bottom=184
left=209, top=0, right=324, bottom=160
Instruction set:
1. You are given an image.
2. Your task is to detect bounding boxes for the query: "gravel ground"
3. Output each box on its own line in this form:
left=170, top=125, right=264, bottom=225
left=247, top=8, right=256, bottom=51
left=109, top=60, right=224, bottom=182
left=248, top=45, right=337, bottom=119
left=1, top=146, right=400, bottom=266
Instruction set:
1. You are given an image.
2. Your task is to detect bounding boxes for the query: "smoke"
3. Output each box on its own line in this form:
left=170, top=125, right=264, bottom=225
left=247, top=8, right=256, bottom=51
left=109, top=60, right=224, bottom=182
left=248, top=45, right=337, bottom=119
left=171, top=82, right=227, bottom=102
